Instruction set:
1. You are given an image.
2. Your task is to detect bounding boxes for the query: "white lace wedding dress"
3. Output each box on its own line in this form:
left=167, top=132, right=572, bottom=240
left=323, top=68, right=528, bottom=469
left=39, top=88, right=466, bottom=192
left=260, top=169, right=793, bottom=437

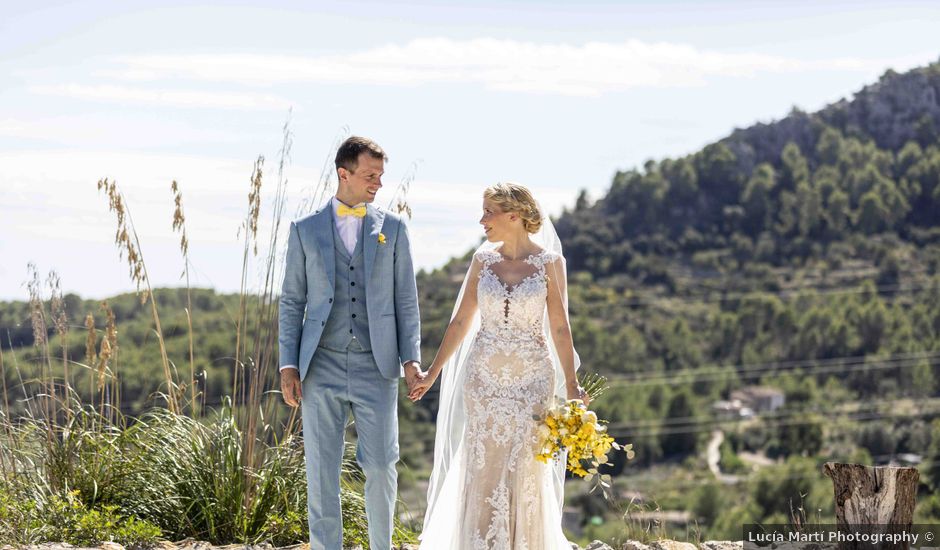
left=419, top=248, right=571, bottom=550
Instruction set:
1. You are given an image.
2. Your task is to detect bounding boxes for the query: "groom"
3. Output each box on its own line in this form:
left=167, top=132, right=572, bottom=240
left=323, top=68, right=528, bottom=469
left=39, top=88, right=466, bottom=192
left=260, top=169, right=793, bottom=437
left=278, top=136, right=423, bottom=550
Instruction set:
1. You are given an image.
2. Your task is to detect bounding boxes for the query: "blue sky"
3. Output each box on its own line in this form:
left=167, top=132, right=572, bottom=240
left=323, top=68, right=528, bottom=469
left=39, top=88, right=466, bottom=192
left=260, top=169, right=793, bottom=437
left=2, top=1, right=938, bottom=300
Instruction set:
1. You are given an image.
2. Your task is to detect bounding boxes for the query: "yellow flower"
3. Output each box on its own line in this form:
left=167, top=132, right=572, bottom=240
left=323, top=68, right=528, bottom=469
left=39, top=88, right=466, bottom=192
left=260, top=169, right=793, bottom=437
left=535, top=401, right=634, bottom=480
left=378, top=232, right=387, bottom=244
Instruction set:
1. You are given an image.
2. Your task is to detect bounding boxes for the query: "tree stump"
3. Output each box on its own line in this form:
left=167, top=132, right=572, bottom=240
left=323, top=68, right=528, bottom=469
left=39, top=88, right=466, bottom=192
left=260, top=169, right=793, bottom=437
left=822, top=462, right=919, bottom=550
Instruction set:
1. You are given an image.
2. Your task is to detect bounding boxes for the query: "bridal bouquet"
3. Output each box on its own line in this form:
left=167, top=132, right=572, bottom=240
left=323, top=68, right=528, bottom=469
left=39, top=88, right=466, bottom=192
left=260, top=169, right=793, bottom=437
left=535, top=374, right=634, bottom=485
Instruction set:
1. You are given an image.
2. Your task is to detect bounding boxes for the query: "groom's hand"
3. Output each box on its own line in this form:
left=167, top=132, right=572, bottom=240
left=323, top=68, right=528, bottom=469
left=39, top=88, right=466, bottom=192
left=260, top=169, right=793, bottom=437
left=409, top=370, right=437, bottom=402
left=403, top=361, right=425, bottom=393
left=280, top=368, right=302, bottom=407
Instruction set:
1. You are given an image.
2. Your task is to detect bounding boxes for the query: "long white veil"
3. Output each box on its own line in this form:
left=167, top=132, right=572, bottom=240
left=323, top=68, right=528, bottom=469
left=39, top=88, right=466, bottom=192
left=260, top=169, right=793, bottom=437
left=421, top=209, right=581, bottom=534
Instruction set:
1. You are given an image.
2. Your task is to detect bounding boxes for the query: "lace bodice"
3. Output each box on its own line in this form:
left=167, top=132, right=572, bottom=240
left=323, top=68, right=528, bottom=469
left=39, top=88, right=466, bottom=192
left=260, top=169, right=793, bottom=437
left=475, top=249, right=559, bottom=339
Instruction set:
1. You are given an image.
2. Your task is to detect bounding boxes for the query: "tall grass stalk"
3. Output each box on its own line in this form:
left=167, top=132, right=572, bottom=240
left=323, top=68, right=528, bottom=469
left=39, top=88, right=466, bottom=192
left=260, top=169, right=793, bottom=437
left=48, top=271, right=71, bottom=423
left=97, top=178, right=180, bottom=414
left=171, top=180, right=198, bottom=416
left=234, top=155, right=264, bottom=410
left=296, top=126, right=348, bottom=218
left=241, top=113, right=294, bottom=507
left=27, top=263, right=55, bottom=433
left=387, top=160, right=419, bottom=220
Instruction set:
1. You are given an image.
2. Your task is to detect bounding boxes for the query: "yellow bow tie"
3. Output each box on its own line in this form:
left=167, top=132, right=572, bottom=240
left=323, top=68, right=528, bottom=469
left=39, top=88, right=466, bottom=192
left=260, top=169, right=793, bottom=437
left=337, top=204, right=367, bottom=218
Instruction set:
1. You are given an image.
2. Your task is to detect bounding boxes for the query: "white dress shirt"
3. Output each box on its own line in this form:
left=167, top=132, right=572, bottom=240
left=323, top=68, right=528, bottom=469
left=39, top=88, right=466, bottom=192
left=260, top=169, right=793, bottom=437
left=332, top=196, right=365, bottom=256
left=279, top=197, right=364, bottom=372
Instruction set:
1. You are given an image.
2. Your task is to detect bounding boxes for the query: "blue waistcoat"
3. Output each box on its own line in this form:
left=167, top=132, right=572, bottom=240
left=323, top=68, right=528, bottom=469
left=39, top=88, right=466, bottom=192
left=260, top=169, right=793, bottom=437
left=318, top=218, right=372, bottom=351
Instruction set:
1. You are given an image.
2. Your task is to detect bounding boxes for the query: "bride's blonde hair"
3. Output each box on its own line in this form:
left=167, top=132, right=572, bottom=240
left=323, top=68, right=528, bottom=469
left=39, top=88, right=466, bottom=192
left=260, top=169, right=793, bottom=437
left=483, top=182, right=543, bottom=234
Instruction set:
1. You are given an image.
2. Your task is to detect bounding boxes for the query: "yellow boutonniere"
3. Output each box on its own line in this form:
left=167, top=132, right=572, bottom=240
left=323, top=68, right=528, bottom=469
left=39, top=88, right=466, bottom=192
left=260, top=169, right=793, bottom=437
left=378, top=233, right=386, bottom=244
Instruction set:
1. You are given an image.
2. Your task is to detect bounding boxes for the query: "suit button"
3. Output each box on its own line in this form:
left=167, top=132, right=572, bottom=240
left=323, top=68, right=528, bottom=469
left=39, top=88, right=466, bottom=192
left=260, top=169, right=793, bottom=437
left=329, top=298, right=333, bottom=303
left=350, top=266, right=355, bottom=270
left=321, top=321, right=325, bottom=326
left=349, top=329, right=353, bottom=334
left=352, top=314, right=357, bottom=318
left=351, top=297, right=356, bottom=302
left=350, top=281, right=355, bottom=286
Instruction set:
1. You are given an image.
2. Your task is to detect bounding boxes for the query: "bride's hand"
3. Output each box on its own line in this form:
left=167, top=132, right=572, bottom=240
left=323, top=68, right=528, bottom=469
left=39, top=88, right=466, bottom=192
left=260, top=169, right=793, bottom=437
left=567, top=384, right=591, bottom=407
left=409, top=370, right=438, bottom=402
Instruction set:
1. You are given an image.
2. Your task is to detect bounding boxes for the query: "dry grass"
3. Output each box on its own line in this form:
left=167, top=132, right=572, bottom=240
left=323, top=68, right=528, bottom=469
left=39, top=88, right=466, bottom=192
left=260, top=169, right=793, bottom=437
left=172, top=179, right=198, bottom=414
left=97, top=178, right=181, bottom=414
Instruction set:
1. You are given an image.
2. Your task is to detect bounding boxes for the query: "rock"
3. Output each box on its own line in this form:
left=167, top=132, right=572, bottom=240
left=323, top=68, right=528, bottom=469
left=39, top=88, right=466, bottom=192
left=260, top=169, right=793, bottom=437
left=586, top=541, right=616, bottom=550
left=99, top=544, right=125, bottom=550
left=622, top=541, right=651, bottom=550
left=172, top=539, right=215, bottom=550
left=650, top=541, right=698, bottom=550
left=701, top=542, right=743, bottom=550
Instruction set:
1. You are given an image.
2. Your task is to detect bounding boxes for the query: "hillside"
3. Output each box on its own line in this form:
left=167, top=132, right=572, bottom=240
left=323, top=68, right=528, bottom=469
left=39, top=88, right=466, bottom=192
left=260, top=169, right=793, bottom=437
left=417, top=60, right=940, bottom=473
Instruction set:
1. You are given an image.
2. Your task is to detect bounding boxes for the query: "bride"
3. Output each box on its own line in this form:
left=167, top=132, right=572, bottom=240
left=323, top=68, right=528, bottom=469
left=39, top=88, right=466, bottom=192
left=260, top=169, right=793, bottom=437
left=409, top=182, right=589, bottom=549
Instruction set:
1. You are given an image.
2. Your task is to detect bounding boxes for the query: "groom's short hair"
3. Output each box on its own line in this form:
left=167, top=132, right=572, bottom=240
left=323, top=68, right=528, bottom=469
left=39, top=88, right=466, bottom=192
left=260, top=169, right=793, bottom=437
left=335, top=136, right=388, bottom=174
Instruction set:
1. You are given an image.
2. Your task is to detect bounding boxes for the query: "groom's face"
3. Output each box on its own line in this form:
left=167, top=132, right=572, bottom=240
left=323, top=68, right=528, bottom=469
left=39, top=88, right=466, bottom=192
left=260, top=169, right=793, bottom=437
left=338, top=153, right=384, bottom=204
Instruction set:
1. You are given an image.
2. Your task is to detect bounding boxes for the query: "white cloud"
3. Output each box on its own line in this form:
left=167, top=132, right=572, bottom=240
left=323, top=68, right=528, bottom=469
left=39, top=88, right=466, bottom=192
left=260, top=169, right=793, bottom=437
left=108, top=38, right=924, bottom=96
left=28, top=83, right=293, bottom=110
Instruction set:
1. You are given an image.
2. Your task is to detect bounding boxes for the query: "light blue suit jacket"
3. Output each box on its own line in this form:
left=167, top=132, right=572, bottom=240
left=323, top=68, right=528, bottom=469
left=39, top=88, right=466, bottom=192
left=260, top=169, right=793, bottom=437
left=278, top=203, right=421, bottom=381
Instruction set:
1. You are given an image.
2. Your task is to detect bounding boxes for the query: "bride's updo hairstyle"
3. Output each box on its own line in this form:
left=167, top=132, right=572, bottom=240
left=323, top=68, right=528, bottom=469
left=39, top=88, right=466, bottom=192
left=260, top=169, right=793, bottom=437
left=483, top=182, right=543, bottom=234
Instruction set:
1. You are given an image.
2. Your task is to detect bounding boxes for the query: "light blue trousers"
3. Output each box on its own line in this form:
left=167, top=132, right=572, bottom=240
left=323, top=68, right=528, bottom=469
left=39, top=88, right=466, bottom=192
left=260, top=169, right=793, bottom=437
left=301, top=340, right=399, bottom=550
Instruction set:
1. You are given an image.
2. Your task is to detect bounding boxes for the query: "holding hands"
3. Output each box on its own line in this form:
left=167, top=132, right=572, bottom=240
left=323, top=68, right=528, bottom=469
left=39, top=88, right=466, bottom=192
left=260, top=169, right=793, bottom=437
left=404, top=361, right=428, bottom=398
left=408, top=367, right=439, bottom=402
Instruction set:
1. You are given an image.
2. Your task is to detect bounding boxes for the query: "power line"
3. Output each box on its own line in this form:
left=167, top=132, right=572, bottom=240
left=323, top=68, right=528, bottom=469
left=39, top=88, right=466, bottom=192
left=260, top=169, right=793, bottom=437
left=611, top=395, right=939, bottom=430
left=604, top=350, right=940, bottom=387
left=609, top=402, right=940, bottom=438
left=579, top=278, right=940, bottom=309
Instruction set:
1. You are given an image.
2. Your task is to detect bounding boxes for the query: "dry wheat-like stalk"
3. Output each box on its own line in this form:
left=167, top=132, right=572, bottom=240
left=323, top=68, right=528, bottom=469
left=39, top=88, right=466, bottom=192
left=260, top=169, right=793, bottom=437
left=295, top=127, right=348, bottom=218
left=290, top=127, right=343, bottom=218
left=241, top=113, right=294, bottom=487
left=234, top=157, right=265, bottom=397
left=101, top=301, right=118, bottom=352
left=47, top=270, right=70, bottom=418
left=99, top=301, right=119, bottom=411
left=388, top=160, right=420, bottom=220
left=245, top=157, right=264, bottom=256
left=97, top=178, right=179, bottom=413
left=171, top=180, right=191, bottom=266
left=171, top=180, right=197, bottom=413
left=26, top=263, right=56, bottom=432
left=98, top=179, right=150, bottom=304
left=26, top=263, right=47, bottom=350
left=96, top=337, right=112, bottom=392
left=48, top=272, right=67, bottom=338
left=84, top=313, right=97, bottom=368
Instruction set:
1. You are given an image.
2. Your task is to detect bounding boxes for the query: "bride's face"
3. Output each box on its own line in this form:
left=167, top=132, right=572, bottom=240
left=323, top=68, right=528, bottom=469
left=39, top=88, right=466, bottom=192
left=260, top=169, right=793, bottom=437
left=479, top=198, right=516, bottom=242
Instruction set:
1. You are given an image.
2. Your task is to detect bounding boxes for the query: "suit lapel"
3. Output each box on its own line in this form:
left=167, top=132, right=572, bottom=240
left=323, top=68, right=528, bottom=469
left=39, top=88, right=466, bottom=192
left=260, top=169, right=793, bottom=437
left=312, top=206, right=336, bottom=289
left=363, top=204, right=385, bottom=285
